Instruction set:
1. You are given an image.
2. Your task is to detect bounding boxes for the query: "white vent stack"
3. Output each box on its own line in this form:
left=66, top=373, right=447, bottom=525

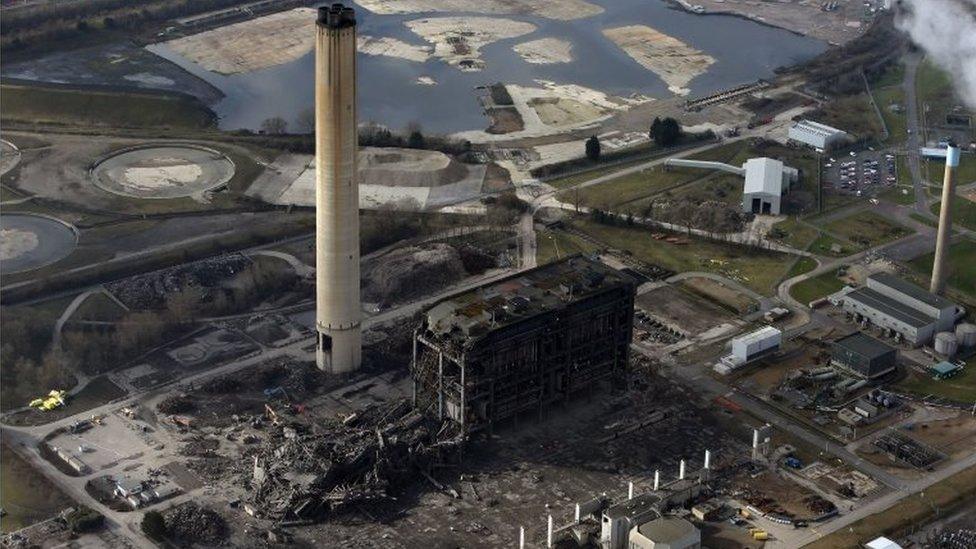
left=628, top=481, right=634, bottom=500
left=931, top=142, right=961, bottom=295
left=547, top=514, right=554, bottom=548
left=679, top=459, right=686, bottom=480
left=704, top=449, right=712, bottom=470
left=315, top=4, right=362, bottom=374
left=518, top=526, right=525, bottom=549
left=575, top=503, right=581, bottom=524
left=654, top=470, right=660, bottom=491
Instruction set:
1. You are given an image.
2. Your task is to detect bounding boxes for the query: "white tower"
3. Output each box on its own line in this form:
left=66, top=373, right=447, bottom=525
left=315, top=4, right=361, bottom=373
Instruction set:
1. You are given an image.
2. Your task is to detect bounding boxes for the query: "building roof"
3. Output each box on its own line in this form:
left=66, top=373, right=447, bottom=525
left=732, top=326, right=782, bottom=346
left=423, top=255, right=633, bottom=343
left=605, top=493, right=663, bottom=520
left=932, top=361, right=961, bottom=375
left=865, top=536, right=902, bottom=549
left=843, top=287, right=935, bottom=328
left=792, top=119, right=846, bottom=137
left=743, top=158, right=786, bottom=196
left=868, top=273, right=953, bottom=311
left=635, top=517, right=699, bottom=544
left=833, top=332, right=895, bottom=359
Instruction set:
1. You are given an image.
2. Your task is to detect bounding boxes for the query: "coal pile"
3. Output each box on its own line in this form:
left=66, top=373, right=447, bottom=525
left=163, top=502, right=228, bottom=546
left=244, top=398, right=464, bottom=524
left=107, top=254, right=250, bottom=309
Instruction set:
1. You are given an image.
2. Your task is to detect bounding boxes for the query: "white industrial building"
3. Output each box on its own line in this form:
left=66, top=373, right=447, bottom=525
left=664, top=157, right=798, bottom=215
left=742, top=158, right=798, bottom=215
left=715, top=326, right=782, bottom=374
left=788, top=119, right=849, bottom=150
left=832, top=273, right=961, bottom=346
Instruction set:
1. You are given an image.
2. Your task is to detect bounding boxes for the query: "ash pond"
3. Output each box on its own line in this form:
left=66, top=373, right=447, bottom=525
left=147, top=0, right=825, bottom=134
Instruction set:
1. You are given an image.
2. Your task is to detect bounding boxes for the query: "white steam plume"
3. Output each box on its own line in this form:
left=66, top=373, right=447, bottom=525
left=896, top=0, right=976, bottom=109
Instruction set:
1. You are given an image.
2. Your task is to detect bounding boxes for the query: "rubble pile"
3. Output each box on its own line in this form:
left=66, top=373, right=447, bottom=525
left=361, top=243, right=466, bottom=304
left=245, top=398, right=464, bottom=524
left=178, top=435, right=220, bottom=457
left=157, top=394, right=196, bottom=414
left=107, top=254, right=251, bottom=309
left=163, top=502, right=228, bottom=545
left=200, top=376, right=242, bottom=394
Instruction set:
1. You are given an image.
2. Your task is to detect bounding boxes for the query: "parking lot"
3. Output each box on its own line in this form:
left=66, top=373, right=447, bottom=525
left=823, top=150, right=897, bottom=196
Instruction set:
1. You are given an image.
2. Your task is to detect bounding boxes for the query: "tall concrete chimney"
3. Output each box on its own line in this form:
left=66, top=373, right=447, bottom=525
left=931, top=143, right=961, bottom=295
left=315, top=4, right=361, bottom=373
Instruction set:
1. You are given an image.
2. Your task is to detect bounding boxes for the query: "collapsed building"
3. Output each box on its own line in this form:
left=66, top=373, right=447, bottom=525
left=411, top=256, right=636, bottom=434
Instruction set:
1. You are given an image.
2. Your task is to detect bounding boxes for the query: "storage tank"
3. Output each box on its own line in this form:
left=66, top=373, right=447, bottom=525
left=955, top=323, right=976, bottom=347
left=934, top=331, right=959, bottom=357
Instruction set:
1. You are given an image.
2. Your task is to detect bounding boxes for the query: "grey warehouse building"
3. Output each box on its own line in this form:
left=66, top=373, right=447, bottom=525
left=835, top=273, right=960, bottom=346
left=831, top=332, right=897, bottom=379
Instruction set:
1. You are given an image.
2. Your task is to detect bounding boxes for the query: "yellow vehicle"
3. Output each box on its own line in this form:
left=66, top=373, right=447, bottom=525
left=29, top=390, right=67, bottom=411
left=753, top=530, right=769, bottom=541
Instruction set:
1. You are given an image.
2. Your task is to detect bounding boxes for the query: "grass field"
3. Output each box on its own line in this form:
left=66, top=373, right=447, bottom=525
left=896, top=356, right=976, bottom=403
left=771, top=217, right=821, bottom=251
left=925, top=154, right=976, bottom=187
left=535, top=229, right=599, bottom=265
left=789, top=269, right=845, bottom=305
left=809, top=232, right=858, bottom=257
left=805, top=464, right=976, bottom=549
left=870, top=61, right=904, bottom=89
left=568, top=217, right=794, bottom=295
left=785, top=256, right=818, bottom=280
left=823, top=210, right=913, bottom=248
left=0, top=442, right=73, bottom=533
left=872, top=86, right=908, bottom=142
left=908, top=238, right=976, bottom=298
left=930, top=196, right=976, bottom=231
left=815, top=93, right=884, bottom=141
left=0, top=84, right=215, bottom=129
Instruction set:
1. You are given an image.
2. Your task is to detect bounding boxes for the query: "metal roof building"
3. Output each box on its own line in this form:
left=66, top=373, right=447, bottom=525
left=831, top=332, right=897, bottom=379
left=789, top=119, right=849, bottom=150
left=836, top=274, right=960, bottom=345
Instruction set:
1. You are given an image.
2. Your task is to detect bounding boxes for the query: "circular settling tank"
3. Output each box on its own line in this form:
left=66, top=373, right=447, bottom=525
left=0, top=213, right=78, bottom=274
left=91, top=144, right=235, bottom=199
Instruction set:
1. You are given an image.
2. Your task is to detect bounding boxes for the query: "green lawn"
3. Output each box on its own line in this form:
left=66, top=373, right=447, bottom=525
left=569, top=217, right=794, bottom=295
left=872, top=86, right=908, bottom=143
left=815, top=93, right=884, bottom=141
left=823, top=210, right=913, bottom=248
left=896, top=356, right=976, bottom=403
left=810, top=232, right=859, bottom=257
left=930, top=196, right=976, bottom=231
left=790, top=270, right=846, bottom=305
left=870, top=61, right=905, bottom=89
left=770, top=217, right=820, bottom=250
left=1, top=442, right=73, bottom=533
left=908, top=237, right=976, bottom=298
left=0, top=84, right=215, bottom=129
left=925, top=154, right=976, bottom=186
left=535, top=229, right=599, bottom=265
left=785, top=256, right=818, bottom=280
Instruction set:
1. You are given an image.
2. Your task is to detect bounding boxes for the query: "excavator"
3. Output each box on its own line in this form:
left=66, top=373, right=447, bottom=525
left=29, top=390, right=68, bottom=411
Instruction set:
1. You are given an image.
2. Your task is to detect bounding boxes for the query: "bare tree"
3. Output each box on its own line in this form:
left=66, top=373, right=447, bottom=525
left=295, top=108, right=315, bottom=134
left=261, top=116, right=288, bottom=135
